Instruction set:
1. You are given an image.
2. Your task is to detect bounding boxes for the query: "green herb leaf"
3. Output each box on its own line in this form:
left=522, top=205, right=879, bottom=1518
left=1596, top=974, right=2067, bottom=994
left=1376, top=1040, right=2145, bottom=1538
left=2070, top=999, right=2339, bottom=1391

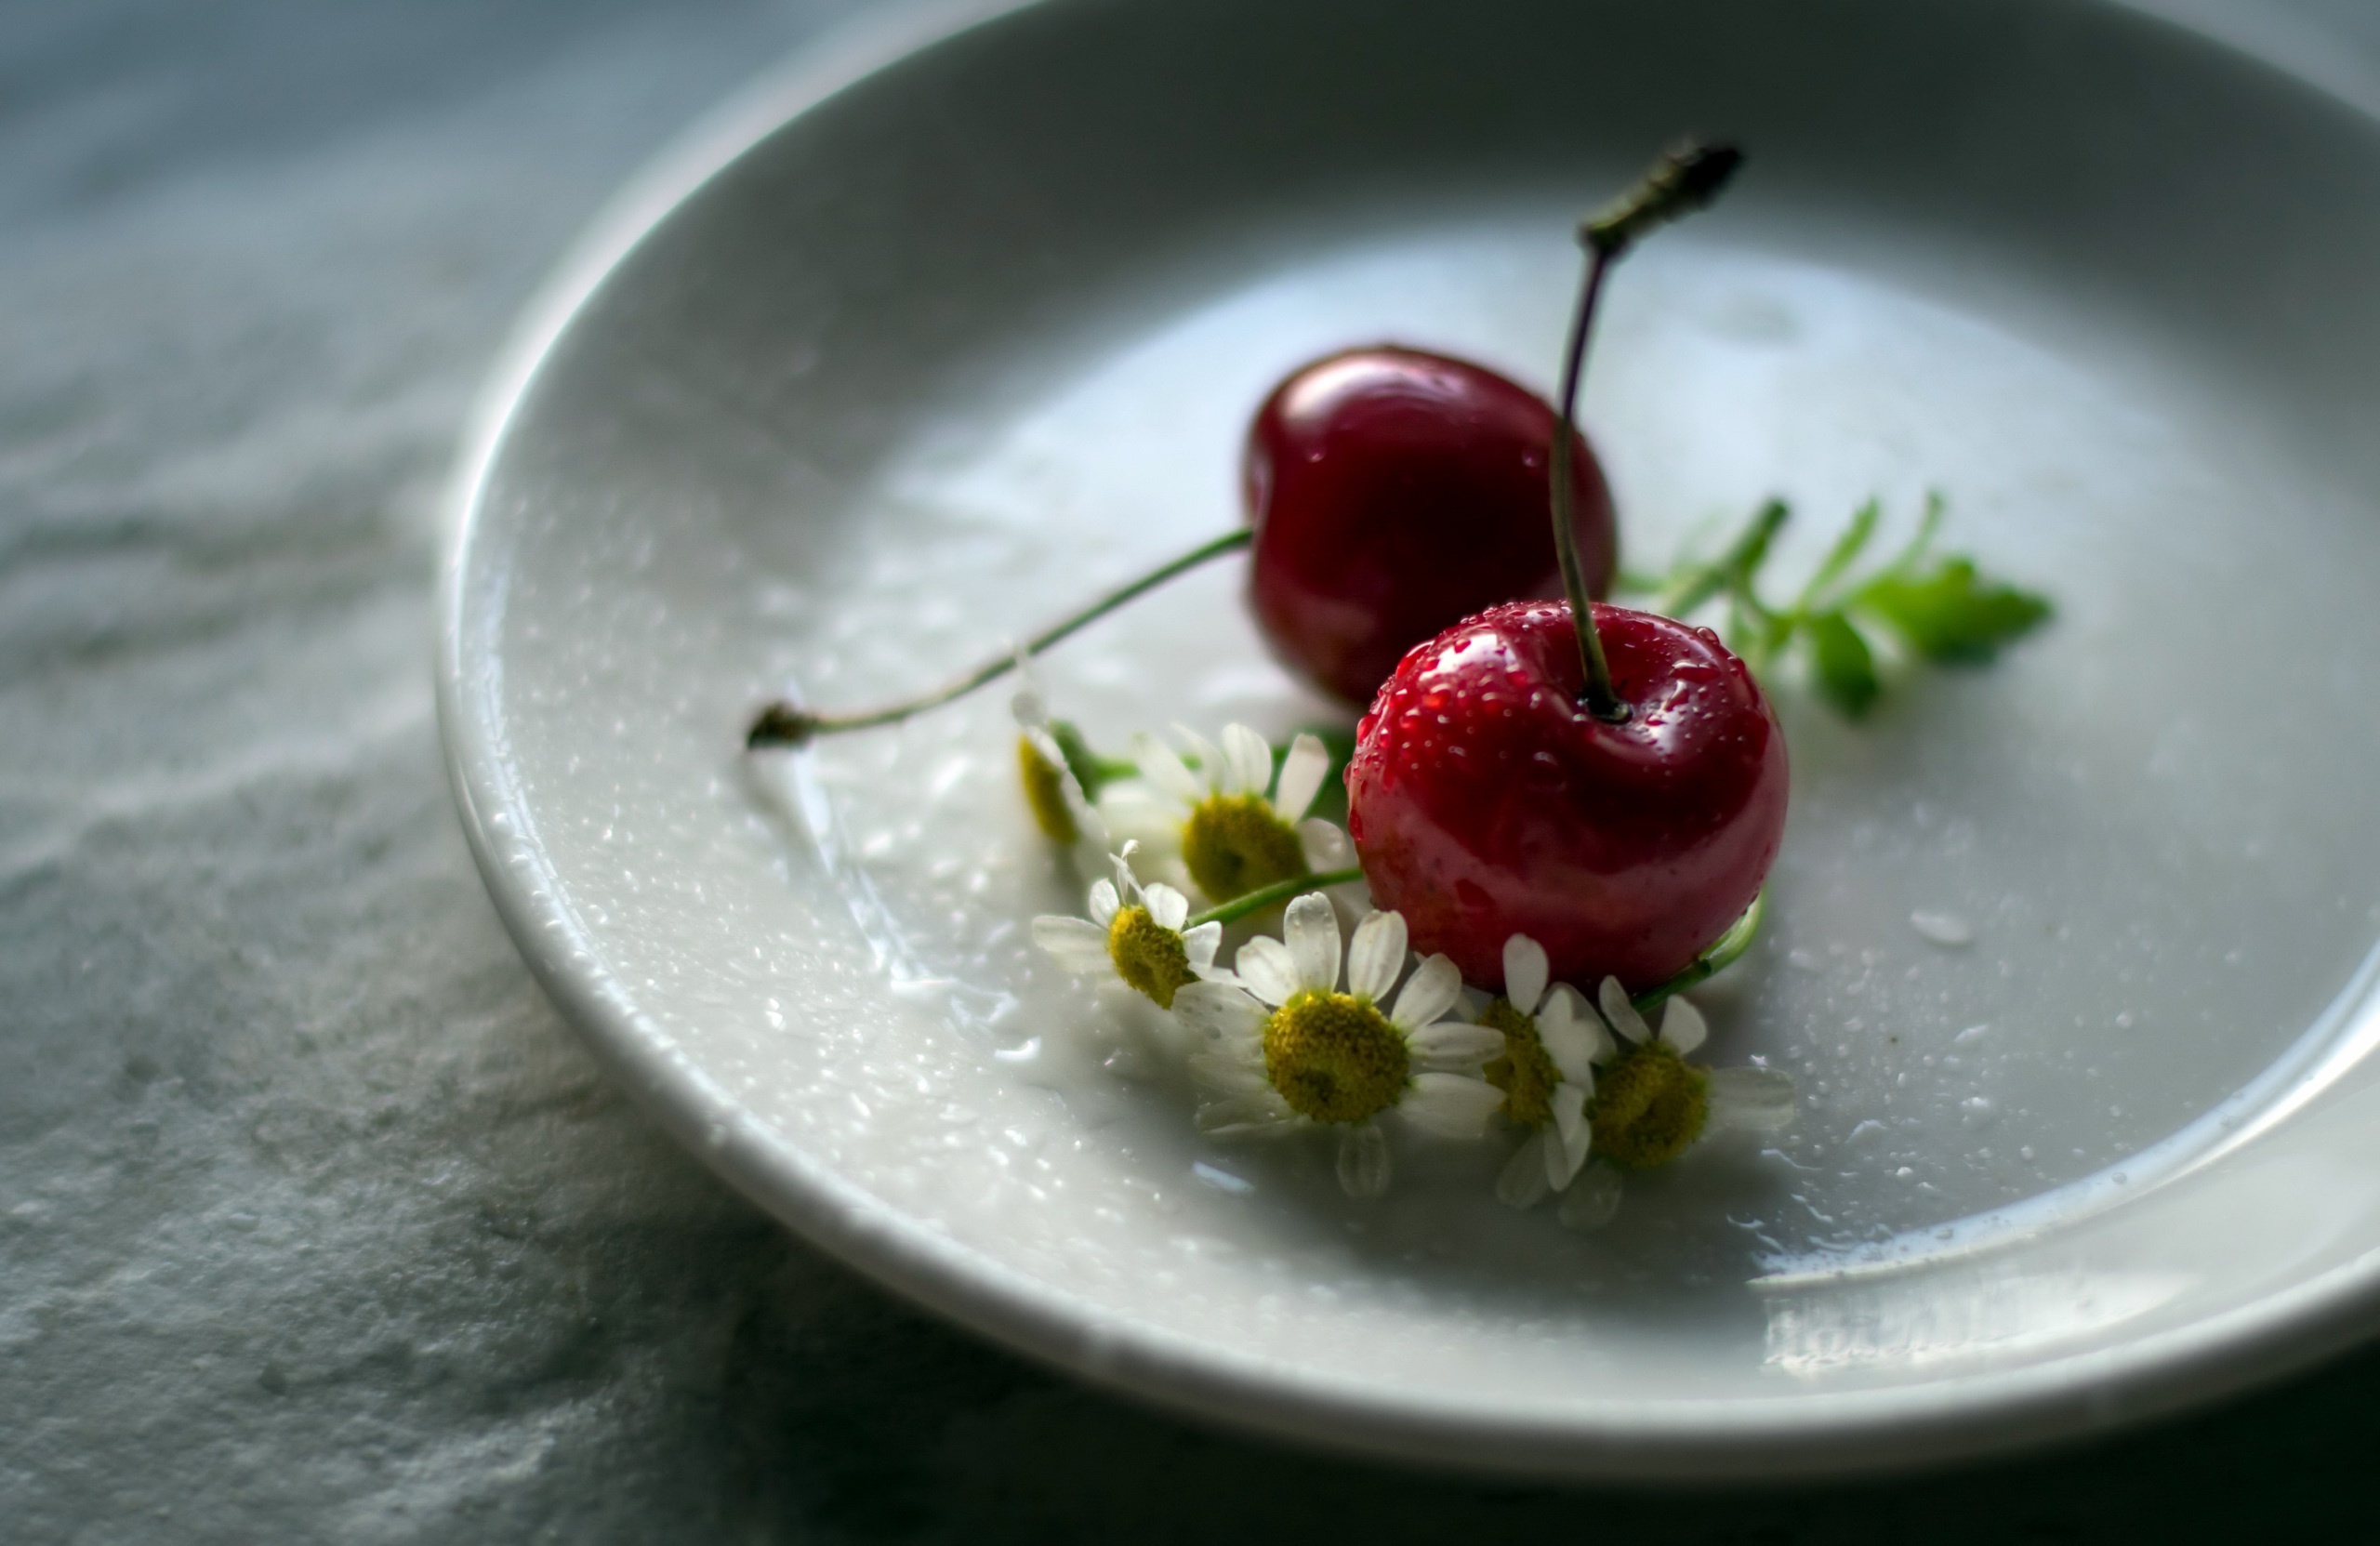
left=1806, top=610, right=1882, bottom=718
left=1854, top=559, right=2052, bottom=664
left=1793, top=498, right=1879, bottom=614
left=1661, top=497, right=1789, bottom=619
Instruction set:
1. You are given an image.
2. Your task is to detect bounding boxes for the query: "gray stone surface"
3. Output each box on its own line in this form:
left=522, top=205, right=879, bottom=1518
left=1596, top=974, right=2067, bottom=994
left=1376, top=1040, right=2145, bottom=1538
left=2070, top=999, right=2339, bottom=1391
left=7, top=0, right=2380, bottom=1539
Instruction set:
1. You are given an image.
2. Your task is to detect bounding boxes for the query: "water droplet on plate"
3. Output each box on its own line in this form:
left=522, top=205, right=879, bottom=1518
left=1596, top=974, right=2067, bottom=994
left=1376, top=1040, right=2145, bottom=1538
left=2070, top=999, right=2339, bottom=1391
left=1910, top=909, right=1975, bottom=947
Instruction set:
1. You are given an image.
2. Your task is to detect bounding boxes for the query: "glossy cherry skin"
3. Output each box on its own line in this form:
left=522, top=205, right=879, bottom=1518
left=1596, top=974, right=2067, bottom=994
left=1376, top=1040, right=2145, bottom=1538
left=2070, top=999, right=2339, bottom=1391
left=1344, top=600, right=1788, bottom=990
left=1244, top=345, right=1619, bottom=707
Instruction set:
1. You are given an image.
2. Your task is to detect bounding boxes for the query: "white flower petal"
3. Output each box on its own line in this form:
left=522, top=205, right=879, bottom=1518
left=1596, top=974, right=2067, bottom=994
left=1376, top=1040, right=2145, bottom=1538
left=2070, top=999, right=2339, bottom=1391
left=1172, top=981, right=1268, bottom=1043
left=1032, top=915, right=1113, bottom=975
left=1551, top=1083, right=1592, bottom=1183
left=1557, top=1165, right=1623, bottom=1231
left=1707, top=1066, right=1799, bottom=1134
left=1389, top=953, right=1463, bottom=1033
left=1095, top=785, right=1177, bottom=849
left=1272, top=733, right=1330, bottom=822
left=1399, top=1072, right=1504, bottom=1139
left=1064, top=806, right=1111, bottom=873
left=1207, top=1117, right=1303, bottom=1140
left=1551, top=1078, right=1590, bottom=1142
left=1537, top=990, right=1597, bottom=1086
left=1086, top=879, right=1120, bottom=928
left=1172, top=725, right=1226, bottom=795
left=1541, top=1125, right=1575, bottom=1190
left=1186, top=1050, right=1271, bottom=1097
left=1144, top=882, right=1190, bottom=932
left=1337, top=1122, right=1392, bottom=1197
left=1599, top=976, right=1652, bottom=1045
left=1131, top=731, right=1206, bottom=806
left=1197, top=1091, right=1298, bottom=1135
left=1182, top=921, right=1223, bottom=975
left=1147, top=853, right=1198, bottom=898
left=1020, top=722, right=1064, bottom=775
left=1565, top=985, right=1618, bottom=1064
left=1106, top=848, right=1144, bottom=905
left=1222, top=723, right=1274, bottom=799
left=1406, top=1018, right=1503, bottom=1071
left=1232, top=936, right=1303, bottom=1008
left=1502, top=935, right=1550, bottom=1016
left=1497, top=1134, right=1553, bottom=1209
left=1283, top=892, right=1342, bottom=995
left=1344, top=908, right=1407, bottom=1003
left=1297, top=817, right=1352, bottom=873
left=1660, top=997, right=1709, bottom=1056
left=1010, top=683, right=1050, bottom=730
left=1076, top=799, right=1128, bottom=884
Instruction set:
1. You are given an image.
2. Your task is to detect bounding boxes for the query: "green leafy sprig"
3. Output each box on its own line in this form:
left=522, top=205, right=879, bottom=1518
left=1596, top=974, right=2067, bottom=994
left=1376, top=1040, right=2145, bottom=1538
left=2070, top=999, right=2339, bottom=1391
left=1630, top=494, right=2051, bottom=719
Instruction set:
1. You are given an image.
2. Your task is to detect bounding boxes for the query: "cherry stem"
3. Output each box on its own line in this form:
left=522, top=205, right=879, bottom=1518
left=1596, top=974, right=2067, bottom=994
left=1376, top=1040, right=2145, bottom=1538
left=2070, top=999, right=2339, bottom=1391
left=1630, top=890, right=1765, bottom=1016
left=1187, top=866, right=1364, bottom=930
left=747, top=527, right=1253, bottom=747
left=1552, top=138, right=1747, bottom=723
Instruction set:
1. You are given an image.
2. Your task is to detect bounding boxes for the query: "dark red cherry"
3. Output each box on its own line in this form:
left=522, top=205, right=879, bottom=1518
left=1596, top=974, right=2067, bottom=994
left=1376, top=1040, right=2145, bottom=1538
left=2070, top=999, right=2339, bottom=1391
left=1243, top=346, right=1620, bottom=707
left=1344, top=599, right=1788, bottom=990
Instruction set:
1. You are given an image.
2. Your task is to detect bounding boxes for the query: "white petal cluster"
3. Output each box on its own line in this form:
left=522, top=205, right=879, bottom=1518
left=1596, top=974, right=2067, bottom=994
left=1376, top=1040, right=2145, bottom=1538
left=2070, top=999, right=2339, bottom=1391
left=1030, top=845, right=1224, bottom=1001
left=1098, top=722, right=1352, bottom=895
left=1175, top=895, right=1503, bottom=1197
left=1010, top=669, right=1111, bottom=876
left=1015, top=719, right=1797, bottom=1225
left=1489, top=934, right=1610, bottom=1212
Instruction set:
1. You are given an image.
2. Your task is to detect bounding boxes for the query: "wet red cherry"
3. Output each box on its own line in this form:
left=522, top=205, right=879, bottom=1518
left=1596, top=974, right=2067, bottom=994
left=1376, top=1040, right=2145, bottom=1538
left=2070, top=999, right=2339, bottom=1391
left=1243, top=346, right=1620, bottom=707
left=1344, top=599, right=1788, bottom=990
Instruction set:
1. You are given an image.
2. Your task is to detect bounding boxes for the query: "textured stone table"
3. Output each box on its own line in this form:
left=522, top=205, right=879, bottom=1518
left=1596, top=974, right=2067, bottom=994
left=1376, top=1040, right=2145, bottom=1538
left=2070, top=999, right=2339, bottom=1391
left=7, top=1, right=2380, bottom=1539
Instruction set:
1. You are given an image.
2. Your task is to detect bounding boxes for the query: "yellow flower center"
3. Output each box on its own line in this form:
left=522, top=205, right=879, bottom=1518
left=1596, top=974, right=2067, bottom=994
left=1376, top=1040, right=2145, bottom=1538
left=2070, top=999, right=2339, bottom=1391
left=1262, top=989, right=1409, bottom=1125
left=1479, top=998, right=1560, bottom=1130
left=1586, top=1040, right=1710, bottom=1169
left=1018, top=735, right=1078, bottom=844
left=1181, top=793, right=1306, bottom=903
left=1104, top=905, right=1194, bottom=1010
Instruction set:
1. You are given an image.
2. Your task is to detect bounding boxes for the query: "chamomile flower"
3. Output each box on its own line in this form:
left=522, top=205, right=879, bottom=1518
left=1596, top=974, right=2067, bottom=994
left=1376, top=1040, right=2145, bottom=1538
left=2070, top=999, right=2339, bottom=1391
left=1556, top=977, right=1799, bottom=1231
left=1172, top=894, right=1505, bottom=1198
left=1098, top=722, right=1349, bottom=905
left=1011, top=666, right=1110, bottom=875
left=1032, top=844, right=1223, bottom=1011
left=1478, top=934, right=1610, bottom=1210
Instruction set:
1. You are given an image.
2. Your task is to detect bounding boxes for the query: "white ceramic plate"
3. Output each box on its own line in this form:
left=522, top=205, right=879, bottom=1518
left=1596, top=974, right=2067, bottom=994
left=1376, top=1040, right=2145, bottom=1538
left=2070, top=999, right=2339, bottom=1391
left=441, top=0, right=2380, bottom=1479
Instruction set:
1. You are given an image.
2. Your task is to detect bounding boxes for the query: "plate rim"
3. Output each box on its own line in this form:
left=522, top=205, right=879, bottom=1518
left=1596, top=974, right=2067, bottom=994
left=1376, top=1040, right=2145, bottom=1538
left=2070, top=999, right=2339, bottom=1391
left=435, top=0, right=2380, bottom=1480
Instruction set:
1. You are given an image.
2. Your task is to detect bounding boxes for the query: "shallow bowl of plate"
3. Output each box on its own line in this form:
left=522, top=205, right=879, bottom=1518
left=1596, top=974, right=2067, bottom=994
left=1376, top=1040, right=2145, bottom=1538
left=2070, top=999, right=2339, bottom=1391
left=441, top=0, right=2380, bottom=1479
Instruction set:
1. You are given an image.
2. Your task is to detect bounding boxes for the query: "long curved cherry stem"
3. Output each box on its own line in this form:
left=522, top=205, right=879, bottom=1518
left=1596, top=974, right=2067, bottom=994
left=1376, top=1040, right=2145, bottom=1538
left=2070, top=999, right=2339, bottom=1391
left=1187, top=865, right=1366, bottom=930
left=747, top=527, right=1253, bottom=747
left=1553, top=139, right=1747, bottom=723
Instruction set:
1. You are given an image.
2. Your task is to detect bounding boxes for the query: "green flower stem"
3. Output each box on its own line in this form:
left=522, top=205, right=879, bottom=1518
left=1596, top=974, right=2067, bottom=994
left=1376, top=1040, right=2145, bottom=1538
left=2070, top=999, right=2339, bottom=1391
left=1188, top=867, right=1365, bottom=929
left=747, top=528, right=1253, bottom=747
left=1048, top=720, right=1137, bottom=802
left=1631, top=891, right=1765, bottom=1015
